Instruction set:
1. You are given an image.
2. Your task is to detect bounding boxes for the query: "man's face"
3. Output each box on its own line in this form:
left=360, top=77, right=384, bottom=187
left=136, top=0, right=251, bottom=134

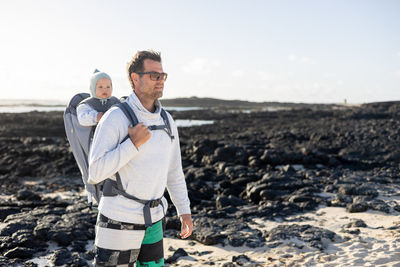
left=133, top=59, right=165, bottom=100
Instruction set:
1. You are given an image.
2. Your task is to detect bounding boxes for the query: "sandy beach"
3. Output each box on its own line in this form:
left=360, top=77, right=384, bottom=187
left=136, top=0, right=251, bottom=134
left=164, top=204, right=400, bottom=266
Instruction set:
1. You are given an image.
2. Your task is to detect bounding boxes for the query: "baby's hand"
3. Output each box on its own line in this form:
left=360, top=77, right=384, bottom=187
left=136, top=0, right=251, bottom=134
left=97, top=112, right=104, bottom=122
left=128, top=123, right=151, bottom=149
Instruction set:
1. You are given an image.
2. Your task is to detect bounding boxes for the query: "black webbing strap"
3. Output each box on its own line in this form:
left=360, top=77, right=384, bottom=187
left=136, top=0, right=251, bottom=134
left=148, top=125, right=167, bottom=131
left=116, top=173, right=164, bottom=227
left=103, top=175, right=165, bottom=228
left=118, top=102, right=139, bottom=142
left=118, top=102, right=139, bottom=127
left=161, top=109, right=174, bottom=141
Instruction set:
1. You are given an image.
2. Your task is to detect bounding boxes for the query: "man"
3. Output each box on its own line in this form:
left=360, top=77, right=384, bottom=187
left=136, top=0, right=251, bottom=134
left=88, top=50, right=193, bottom=267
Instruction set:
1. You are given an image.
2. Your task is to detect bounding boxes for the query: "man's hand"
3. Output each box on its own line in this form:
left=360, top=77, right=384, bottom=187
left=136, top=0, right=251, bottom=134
left=179, top=214, right=193, bottom=239
left=128, top=123, right=151, bottom=148
left=97, top=112, right=104, bottom=122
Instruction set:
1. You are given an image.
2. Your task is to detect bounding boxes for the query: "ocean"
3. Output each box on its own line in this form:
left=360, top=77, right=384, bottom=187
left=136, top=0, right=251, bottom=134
left=0, top=99, right=212, bottom=127
left=0, top=99, right=204, bottom=113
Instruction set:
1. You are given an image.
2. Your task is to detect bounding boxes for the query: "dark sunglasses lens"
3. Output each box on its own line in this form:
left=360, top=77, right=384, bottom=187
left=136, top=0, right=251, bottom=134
left=150, top=73, right=167, bottom=81
left=149, top=73, right=157, bottom=80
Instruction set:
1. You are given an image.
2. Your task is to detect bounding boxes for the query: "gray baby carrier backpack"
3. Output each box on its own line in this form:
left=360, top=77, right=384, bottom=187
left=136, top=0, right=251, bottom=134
left=63, top=93, right=120, bottom=206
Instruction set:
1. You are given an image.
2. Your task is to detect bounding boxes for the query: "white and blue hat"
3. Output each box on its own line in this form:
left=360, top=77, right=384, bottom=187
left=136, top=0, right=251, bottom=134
left=90, top=69, right=112, bottom=98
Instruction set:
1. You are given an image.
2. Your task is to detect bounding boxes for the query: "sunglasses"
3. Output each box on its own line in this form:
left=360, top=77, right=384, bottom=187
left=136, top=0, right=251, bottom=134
left=137, top=71, right=168, bottom=81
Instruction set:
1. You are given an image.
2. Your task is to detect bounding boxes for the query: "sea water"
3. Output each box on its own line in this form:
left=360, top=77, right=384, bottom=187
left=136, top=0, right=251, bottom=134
left=0, top=99, right=214, bottom=127
left=0, top=99, right=286, bottom=127
left=0, top=99, right=66, bottom=113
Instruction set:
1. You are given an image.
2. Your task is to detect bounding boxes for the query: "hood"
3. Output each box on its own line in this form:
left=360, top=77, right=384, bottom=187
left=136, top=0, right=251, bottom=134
left=90, top=69, right=112, bottom=103
left=127, top=91, right=162, bottom=121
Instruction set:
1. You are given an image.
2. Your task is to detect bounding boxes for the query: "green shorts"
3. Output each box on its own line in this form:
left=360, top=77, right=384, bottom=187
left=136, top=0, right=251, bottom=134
left=94, top=214, right=164, bottom=267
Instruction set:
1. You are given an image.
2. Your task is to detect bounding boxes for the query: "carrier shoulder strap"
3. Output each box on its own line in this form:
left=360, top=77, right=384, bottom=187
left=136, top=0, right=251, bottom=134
left=117, top=102, right=139, bottom=142
left=161, top=108, right=174, bottom=141
left=118, top=101, right=139, bottom=127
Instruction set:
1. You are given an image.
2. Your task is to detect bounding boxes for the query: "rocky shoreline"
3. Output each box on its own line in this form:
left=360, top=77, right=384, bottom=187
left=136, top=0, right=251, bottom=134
left=0, top=102, right=399, bottom=266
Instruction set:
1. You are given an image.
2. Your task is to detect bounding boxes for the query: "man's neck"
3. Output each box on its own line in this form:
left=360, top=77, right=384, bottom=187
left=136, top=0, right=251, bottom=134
left=134, top=91, right=157, bottom=113
left=142, top=100, right=156, bottom=113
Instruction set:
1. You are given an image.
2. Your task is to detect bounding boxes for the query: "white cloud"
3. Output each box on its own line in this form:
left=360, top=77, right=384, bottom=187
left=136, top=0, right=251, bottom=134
left=182, top=57, right=219, bottom=75
left=395, top=69, right=400, bottom=77
left=397, top=51, right=400, bottom=57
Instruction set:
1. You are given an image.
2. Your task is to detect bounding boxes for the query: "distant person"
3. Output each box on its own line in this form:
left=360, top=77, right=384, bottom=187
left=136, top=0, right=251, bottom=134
left=88, top=50, right=193, bottom=266
left=76, top=69, right=120, bottom=127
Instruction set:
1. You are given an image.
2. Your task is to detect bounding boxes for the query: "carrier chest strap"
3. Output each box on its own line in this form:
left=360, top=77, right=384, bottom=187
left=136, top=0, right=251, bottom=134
left=111, top=186, right=164, bottom=228
left=118, top=102, right=175, bottom=141
left=102, top=177, right=165, bottom=228
left=147, top=125, right=166, bottom=131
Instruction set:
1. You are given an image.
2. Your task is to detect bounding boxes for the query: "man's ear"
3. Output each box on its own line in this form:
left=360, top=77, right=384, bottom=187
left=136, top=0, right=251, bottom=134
left=131, top=72, right=138, bottom=82
left=131, top=72, right=138, bottom=85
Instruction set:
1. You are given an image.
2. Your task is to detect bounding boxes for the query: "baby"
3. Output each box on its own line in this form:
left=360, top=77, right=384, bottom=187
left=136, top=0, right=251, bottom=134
left=77, top=69, right=120, bottom=127
left=76, top=69, right=119, bottom=205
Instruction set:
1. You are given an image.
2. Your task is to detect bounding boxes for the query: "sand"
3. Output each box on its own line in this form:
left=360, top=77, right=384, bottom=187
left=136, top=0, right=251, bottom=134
left=164, top=205, right=400, bottom=266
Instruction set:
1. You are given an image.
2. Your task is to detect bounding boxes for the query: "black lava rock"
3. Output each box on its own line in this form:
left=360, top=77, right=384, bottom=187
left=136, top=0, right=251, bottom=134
left=165, top=248, right=188, bottom=264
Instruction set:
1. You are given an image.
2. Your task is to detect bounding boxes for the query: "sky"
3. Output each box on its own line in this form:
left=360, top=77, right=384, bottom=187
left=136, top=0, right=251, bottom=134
left=0, top=0, right=399, bottom=104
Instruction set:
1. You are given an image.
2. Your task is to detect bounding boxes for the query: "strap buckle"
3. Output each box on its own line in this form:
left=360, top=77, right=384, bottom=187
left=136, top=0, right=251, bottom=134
left=149, top=199, right=161, bottom=208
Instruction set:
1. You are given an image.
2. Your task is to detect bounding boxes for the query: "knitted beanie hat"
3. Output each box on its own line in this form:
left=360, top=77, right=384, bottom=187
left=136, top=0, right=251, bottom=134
left=90, top=69, right=112, bottom=98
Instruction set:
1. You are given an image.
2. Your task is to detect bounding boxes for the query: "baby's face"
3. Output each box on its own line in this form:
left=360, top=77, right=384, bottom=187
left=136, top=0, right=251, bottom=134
left=95, top=78, right=112, bottom=99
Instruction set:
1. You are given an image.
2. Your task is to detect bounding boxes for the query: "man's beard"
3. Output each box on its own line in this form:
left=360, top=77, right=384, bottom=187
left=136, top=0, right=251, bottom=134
left=153, top=91, right=163, bottom=99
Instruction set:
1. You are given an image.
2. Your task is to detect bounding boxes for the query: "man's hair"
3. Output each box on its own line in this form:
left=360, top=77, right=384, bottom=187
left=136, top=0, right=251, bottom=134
left=127, top=50, right=162, bottom=89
